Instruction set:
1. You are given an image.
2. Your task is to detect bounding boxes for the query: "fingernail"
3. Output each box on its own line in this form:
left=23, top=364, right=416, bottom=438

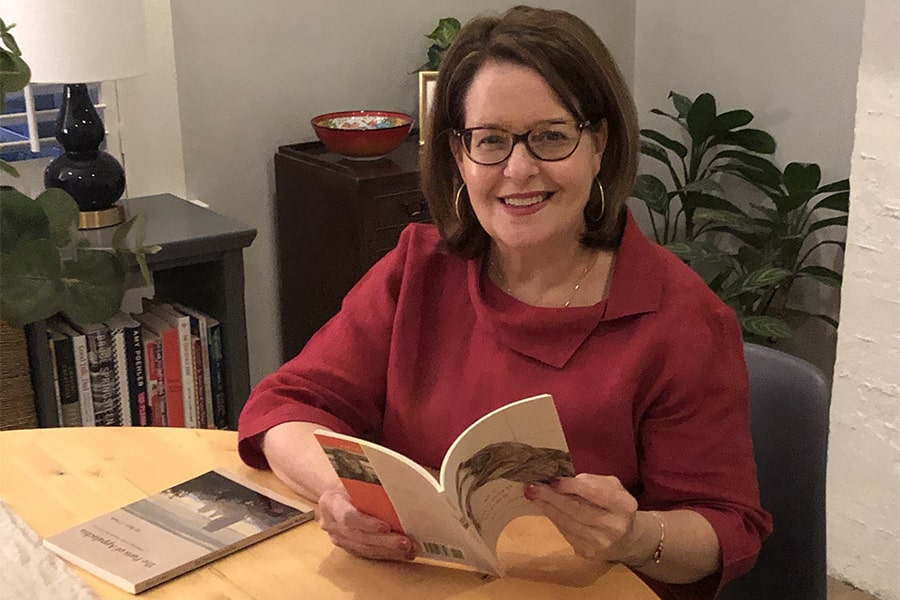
left=398, top=538, right=412, bottom=553
left=524, top=483, right=538, bottom=500
left=377, top=523, right=391, bottom=534
left=549, top=478, right=561, bottom=490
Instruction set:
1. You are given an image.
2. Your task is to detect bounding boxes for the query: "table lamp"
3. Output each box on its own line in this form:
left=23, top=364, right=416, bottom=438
left=1, top=0, right=148, bottom=229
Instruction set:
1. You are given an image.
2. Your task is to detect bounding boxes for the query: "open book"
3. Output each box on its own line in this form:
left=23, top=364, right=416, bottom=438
left=314, top=393, right=573, bottom=576
left=43, top=469, right=315, bottom=594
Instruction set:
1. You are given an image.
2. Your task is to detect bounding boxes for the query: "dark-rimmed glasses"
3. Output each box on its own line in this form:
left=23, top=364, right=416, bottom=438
left=454, top=121, right=590, bottom=165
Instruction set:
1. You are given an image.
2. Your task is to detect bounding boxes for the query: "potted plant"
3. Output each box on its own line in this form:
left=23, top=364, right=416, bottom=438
left=417, top=17, right=461, bottom=72
left=632, top=91, right=849, bottom=341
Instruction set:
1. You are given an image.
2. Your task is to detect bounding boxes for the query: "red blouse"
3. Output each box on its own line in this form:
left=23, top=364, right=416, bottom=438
left=238, top=212, right=772, bottom=599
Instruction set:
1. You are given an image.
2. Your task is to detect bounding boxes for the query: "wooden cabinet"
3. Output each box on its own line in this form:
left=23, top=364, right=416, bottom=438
left=274, top=139, right=430, bottom=361
left=26, top=194, right=257, bottom=430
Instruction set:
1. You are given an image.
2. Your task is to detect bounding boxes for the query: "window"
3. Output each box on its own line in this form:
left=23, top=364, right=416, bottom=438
left=0, top=83, right=114, bottom=164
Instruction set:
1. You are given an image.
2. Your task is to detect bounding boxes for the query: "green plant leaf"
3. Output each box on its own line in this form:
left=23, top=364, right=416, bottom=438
left=0, top=160, right=19, bottom=177
left=774, top=189, right=815, bottom=214
left=426, top=17, right=461, bottom=46
left=741, top=315, right=793, bottom=339
left=719, top=129, right=776, bottom=154
left=695, top=208, right=756, bottom=231
left=710, top=150, right=782, bottom=188
left=0, top=51, right=30, bottom=97
left=35, top=188, right=79, bottom=248
left=686, top=93, right=716, bottom=144
left=640, top=128, right=687, bottom=159
left=631, top=174, right=670, bottom=215
left=668, top=91, right=693, bottom=118
left=783, top=162, right=822, bottom=195
left=666, top=240, right=733, bottom=269
left=678, top=179, right=725, bottom=196
left=813, top=191, right=850, bottom=213
left=798, top=265, right=843, bottom=286
left=0, top=187, right=52, bottom=253
left=649, top=108, right=684, bottom=128
left=739, top=267, right=793, bottom=293
left=818, top=178, right=850, bottom=193
left=713, top=109, right=753, bottom=133
left=809, top=215, right=848, bottom=233
left=58, top=250, right=126, bottom=325
left=639, top=140, right=672, bottom=167
left=691, top=194, right=744, bottom=213
left=0, top=238, right=64, bottom=327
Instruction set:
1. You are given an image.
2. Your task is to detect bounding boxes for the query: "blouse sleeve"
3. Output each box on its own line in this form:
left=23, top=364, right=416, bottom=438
left=236, top=228, right=413, bottom=469
left=637, top=300, right=773, bottom=597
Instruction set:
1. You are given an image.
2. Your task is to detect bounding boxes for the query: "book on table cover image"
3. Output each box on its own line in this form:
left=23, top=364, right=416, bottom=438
left=43, top=469, right=315, bottom=594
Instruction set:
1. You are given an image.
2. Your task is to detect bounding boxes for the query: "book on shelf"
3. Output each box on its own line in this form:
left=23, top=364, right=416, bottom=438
left=49, top=318, right=95, bottom=426
left=172, top=303, right=216, bottom=429
left=143, top=299, right=200, bottom=428
left=45, top=323, right=82, bottom=427
left=105, top=313, right=149, bottom=426
left=42, top=468, right=315, bottom=594
left=140, top=326, right=167, bottom=427
left=314, top=393, right=574, bottom=576
left=132, top=310, right=185, bottom=427
left=68, top=319, right=123, bottom=426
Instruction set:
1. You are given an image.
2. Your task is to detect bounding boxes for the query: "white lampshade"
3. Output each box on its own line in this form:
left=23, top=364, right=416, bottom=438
left=0, top=0, right=148, bottom=84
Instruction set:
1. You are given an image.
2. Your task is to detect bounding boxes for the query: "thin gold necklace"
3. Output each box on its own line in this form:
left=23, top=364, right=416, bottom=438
left=491, top=251, right=597, bottom=308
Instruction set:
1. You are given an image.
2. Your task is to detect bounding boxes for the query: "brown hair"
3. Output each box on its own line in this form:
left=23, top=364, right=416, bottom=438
left=419, top=5, right=639, bottom=257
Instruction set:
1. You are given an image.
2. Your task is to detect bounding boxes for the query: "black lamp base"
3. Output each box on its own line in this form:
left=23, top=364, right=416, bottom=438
left=78, top=203, right=126, bottom=230
left=43, top=83, right=127, bottom=228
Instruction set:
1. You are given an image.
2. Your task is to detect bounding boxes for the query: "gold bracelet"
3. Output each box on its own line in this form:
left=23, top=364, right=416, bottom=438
left=647, top=511, right=665, bottom=565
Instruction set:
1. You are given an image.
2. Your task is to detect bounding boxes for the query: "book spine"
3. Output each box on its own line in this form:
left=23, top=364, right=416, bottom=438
left=85, top=326, right=122, bottom=426
left=124, top=325, right=148, bottom=426
left=160, top=328, right=185, bottom=427
left=51, top=334, right=83, bottom=427
left=109, top=325, right=133, bottom=427
left=71, top=334, right=95, bottom=426
left=175, top=317, right=197, bottom=428
left=191, top=337, right=207, bottom=428
left=144, top=337, right=166, bottom=427
left=207, top=323, right=227, bottom=429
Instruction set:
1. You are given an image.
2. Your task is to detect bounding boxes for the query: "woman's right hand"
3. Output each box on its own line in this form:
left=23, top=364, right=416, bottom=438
left=317, top=485, right=417, bottom=562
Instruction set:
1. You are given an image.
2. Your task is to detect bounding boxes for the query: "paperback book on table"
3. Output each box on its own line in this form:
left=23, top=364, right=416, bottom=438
left=43, top=469, right=315, bottom=594
left=314, top=393, right=574, bottom=576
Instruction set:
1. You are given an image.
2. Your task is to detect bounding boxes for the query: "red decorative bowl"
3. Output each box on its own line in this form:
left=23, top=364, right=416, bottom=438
left=311, top=110, right=413, bottom=160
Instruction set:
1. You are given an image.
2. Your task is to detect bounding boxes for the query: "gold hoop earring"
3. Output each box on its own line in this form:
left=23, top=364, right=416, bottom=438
left=585, top=177, right=605, bottom=224
left=454, top=183, right=468, bottom=222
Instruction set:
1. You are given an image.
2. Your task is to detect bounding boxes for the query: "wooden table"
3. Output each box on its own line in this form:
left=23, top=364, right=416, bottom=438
left=0, top=427, right=659, bottom=599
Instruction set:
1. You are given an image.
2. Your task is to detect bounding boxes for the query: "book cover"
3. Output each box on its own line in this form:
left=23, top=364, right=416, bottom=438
left=144, top=300, right=198, bottom=428
left=51, top=319, right=95, bottom=426
left=205, top=317, right=227, bottom=429
left=172, top=303, right=216, bottom=429
left=43, top=469, right=316, bottom=594
left=105, top=313, right=148, bottom=426
left=133, top=311, right=184, bottom=427
left=46, top=322, right=83, bottom=427
left=314, top=393, right=574, bottom=576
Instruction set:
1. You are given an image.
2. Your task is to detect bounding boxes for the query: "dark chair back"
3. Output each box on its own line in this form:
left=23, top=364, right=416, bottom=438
left=718, top=343, right=831, bottom=600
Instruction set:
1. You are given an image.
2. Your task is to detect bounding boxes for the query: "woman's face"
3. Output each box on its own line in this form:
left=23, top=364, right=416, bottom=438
left=452, top=61, right=607, bottom=253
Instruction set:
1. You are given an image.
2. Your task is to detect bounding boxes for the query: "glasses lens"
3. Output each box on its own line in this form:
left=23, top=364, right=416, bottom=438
left=528, top=123, right=582, bottom=160
left=464, top=129, right=513, bottom=165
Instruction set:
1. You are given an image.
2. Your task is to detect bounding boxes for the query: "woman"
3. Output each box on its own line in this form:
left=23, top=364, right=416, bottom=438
left=238, top=6, right=771, bottom=599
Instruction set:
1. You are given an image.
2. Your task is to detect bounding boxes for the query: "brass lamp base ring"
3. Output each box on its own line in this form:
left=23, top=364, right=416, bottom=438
left=78, top=204, right=126, bottom=230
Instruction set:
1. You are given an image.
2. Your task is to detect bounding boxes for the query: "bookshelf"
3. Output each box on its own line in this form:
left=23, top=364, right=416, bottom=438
left=25, top=194, right=257, bottom=430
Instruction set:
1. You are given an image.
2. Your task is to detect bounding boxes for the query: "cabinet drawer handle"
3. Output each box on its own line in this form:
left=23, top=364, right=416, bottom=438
left=402, top=198, right=428, bottom=217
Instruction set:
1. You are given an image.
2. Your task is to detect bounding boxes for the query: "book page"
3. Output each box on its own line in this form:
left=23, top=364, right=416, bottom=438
left=315, top=431, right=501, bottom=575
left=438, top=394, right=574, bottom=556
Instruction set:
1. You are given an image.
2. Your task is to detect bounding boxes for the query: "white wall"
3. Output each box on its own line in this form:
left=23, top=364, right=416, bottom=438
left=828, top=0, right=900, bottom=597
left=125, top=0, right=635, bottom=386
left=632, top=0, right=865, bottom=377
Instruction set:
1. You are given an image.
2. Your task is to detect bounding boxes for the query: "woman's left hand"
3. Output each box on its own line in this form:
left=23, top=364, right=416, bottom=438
left=525, top=473, right=644, bottom=564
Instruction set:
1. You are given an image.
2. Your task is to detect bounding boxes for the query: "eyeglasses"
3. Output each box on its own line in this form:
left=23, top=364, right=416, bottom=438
left=454, top=120, right=590, bottom=165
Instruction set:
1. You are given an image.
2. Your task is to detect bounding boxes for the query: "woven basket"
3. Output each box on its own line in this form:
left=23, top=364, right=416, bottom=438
left=0, top=317, right=39, bottom=430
